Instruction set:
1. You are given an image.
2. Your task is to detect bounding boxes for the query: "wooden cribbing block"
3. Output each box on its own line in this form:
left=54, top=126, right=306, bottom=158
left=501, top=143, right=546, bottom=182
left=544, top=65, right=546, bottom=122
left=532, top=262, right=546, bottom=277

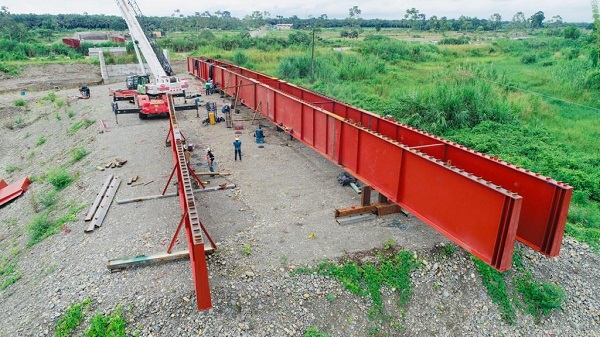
left=360, top=186, right=372, bottom=206
left=375, top=203, right=403, bottom=216
left=335, top=205, right=377, bottom=218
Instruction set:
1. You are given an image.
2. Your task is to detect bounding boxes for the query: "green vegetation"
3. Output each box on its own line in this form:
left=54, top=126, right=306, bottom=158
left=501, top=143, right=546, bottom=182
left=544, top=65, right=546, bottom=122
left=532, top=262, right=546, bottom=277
left=37, top=189, right=58, bottom=209
left=4, top=115, right=25, bottom=129
left=35, top=135, right=46, bottom=146
left=27, top=201, right=85, bottom=246
left=67, top=109, right=75, bottom=119
left=440, top=243, right=456, bottom=258
left=304, top=326, right=331, bottom=337
left=514, top=271, right=566, bottom=323
left=473, top=255, right=566, bottom=324
left=54, top=299, right=92, bottom=337
left=54, top=300, right=135, bottom=337
left=472, top=257, right=517, bottom=324
left=46, top=167, right=74, bottom=190
left=0, top=256, right=21, bottom=290
left=67, top=119, right=95, bottom=136
left=305, top=250, right=419, bottom=333
left=85, top=305, right=128, bottom=337
left=382, top=238, right=397, bottom=250
left=14, top=98, right=26, bottom=107
left=241, top=243, right=252, bottom=256
left=4, top=165, right=20, bottom=173
left=72, top=147, right=89, bottom=162
left=42, top=91, right=57, bottom=103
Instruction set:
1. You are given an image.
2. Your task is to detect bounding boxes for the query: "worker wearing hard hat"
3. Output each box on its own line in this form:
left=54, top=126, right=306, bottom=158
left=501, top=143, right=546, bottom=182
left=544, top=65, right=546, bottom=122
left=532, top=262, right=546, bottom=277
left=233, top=136, right=242, bottom=161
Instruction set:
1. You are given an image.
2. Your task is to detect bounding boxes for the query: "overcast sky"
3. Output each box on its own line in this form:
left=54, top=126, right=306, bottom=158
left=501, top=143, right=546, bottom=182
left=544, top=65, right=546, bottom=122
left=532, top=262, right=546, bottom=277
left=1, top=0, right=593, bottom=23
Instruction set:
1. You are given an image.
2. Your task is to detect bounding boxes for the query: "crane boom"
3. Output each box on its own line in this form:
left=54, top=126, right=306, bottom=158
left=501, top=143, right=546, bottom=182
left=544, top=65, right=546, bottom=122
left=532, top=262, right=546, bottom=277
left=116, top=0, right=166, bottom=78
left=116, top=0, right=188, bottom=95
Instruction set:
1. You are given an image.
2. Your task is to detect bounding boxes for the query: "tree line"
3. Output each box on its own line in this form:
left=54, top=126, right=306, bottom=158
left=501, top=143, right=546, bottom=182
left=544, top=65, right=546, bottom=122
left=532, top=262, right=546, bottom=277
left=0, top=4, right=591, bottom=43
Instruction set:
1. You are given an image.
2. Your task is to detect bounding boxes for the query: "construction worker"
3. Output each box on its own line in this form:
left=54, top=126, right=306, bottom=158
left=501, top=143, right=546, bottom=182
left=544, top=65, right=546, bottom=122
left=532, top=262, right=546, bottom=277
left=254, top=126, right=265, bottom=144
left=233, top=136, right=242, bottom=161
left=205, top=147, right=215, bottom=172
left=205, top=80, right=212, bottom=95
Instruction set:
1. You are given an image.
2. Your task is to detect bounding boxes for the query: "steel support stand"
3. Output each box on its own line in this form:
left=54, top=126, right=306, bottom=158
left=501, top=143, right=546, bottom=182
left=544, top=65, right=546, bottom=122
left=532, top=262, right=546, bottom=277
left=167, top=211, right=187, bottom=254
left=162, top=165, right=177, bottom=196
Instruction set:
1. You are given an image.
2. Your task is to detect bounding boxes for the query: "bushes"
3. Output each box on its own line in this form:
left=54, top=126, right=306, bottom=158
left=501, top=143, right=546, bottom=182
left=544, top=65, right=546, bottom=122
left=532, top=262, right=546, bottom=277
left=276, top=52, right=384, bottom=82
left=231, top=50, right=250, bottom=67
left=398, top=71, right=517, bottom=134
left=14, top=98, right=26, bottom=107
left=46, top=167, right=74, bottom=190
left=438, top=37, right=470, bottom=45
left=358, top=38, right=442, bottom=62
left=521, top=53, right=537, bottom=64
left=277, top=55, right=312, bottom=79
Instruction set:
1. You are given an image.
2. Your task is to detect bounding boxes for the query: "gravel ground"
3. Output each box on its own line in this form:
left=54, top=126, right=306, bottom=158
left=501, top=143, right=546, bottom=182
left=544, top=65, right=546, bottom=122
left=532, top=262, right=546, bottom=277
left=0, top=61, right=599, bottom=337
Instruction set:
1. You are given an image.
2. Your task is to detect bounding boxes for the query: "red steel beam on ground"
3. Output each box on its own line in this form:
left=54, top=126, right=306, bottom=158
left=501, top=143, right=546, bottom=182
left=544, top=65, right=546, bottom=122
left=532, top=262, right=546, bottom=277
left=187, top=58, right=573, bottom=271
left=188, top=57, right=573, bottom=260
left=191, top=58, right=573, bottom=257
left=166, top=95, right=212, bottom=310
left=0, top=177, right=31, bottom=207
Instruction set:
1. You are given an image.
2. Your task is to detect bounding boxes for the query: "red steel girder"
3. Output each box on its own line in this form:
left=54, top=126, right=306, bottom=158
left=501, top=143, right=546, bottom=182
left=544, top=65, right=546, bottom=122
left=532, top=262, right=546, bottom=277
left=0, top=177, right=31, bottom=207
left=166, top=95, right=212, bottom=310
left=187, top=58, right=575, bottom=271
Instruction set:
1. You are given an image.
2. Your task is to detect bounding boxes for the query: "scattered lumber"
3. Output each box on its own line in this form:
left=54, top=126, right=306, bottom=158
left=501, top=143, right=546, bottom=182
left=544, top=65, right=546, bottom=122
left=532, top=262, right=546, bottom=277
left=85, top=175, right=114, bottom=221
left=127, top=175, right=139, bottom=185
left=104, top=158, right=128, bottom=169
left=85, top=176, right=121, bottom=233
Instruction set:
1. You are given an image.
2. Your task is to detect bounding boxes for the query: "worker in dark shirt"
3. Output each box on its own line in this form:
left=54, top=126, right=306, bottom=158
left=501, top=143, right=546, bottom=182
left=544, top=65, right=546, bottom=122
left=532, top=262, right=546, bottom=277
left=254, top=126, right=265, bottom=144
left=233, top=136, right=242, bottom=161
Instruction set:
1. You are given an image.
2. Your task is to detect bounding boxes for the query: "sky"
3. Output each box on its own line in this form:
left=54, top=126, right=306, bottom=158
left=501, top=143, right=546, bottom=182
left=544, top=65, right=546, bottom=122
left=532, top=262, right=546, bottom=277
left=1, top=0, right=593, bottom=23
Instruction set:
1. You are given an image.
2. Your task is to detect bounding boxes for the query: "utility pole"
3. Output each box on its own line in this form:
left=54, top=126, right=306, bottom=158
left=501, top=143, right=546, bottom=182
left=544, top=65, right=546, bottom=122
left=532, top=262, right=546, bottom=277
left=310, top=18, right=316, bottom=83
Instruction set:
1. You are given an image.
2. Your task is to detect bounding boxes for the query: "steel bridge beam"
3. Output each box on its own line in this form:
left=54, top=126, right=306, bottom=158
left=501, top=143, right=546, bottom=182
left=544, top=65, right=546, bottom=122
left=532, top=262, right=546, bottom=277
left=188, top=57, right=572, bottom=271
left=166, top=95, right=212, bottom=310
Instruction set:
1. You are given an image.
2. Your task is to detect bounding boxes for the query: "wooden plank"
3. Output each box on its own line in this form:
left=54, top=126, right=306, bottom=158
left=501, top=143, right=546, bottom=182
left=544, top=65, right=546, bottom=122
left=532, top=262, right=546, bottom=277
left=107, top=246, right=214, bottom=271
left=336, top=213, right=377, bottom=225
left=85, top=176, right=121, bottom=232
left=375, top=203, right=403, bottom=216
left=116, top=183, right=236, bottom=205
left=335, top=205, right=377, bottom=218
left=85, top=175, right=114, bottom=221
